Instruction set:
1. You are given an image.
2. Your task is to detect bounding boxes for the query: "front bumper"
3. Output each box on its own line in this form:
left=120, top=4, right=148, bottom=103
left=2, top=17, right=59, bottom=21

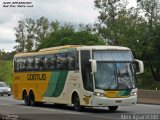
left=90, top=95, right=137, bottom=107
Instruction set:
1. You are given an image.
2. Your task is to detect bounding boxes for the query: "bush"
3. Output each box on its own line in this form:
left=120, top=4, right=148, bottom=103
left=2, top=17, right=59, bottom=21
left=137, top=67, right=160, bottom=90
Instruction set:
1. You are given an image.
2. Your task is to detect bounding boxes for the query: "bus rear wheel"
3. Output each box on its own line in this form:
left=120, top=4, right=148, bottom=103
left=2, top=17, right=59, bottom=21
left=24, top=95, right=30, bottom=106
left=29, top=92, right=43, bottom=106
left=23, top=91, right=30, bottom=106
left=29, top=92, right=36, bottom=106
left=108, top=106, right=118, bottom=111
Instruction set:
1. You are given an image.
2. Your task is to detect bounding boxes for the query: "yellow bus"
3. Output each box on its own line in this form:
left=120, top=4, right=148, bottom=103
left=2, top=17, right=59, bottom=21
left=12, top=45, right=144, bottom=111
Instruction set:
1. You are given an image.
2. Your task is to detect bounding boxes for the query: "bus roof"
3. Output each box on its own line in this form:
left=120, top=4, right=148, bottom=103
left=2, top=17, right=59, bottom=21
left=79, top=45, right=130, bottom=51
left=39, top=45, right=130, bottom=51
left=39, top=45, right=83, bottom=52
left=14, top=45, right=131, bottom=58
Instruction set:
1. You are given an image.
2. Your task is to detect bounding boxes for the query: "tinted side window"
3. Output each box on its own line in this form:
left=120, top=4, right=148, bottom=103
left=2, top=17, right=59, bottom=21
left=67, top=52, right=79, bottom=70
left=57, top=54, right=64, bottom=70
left=28, top=57, right=35, bottom=71
left=45, top=54, right=57, bottom=70
left=24, top=57, right=29, bottom=71
left=14, top=58, right=19, bottom=72
left=14, top=57, right=27, bottom=72
left=73, top=52, right=79, bottom=70
left=81, top=50, right=93, bottom=91
left=35, top=56, right=45, bottom=71
left=20, top=58, right=25, bottom=71
left=14, top=51, right=79, bottom=72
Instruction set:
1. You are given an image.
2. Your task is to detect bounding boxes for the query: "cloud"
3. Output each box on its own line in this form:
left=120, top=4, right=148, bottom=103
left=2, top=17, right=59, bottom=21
left=0, top=43, right=17, bottom=52
left=0, top=39, right=15, bottom=44
left=0, top=0, right=98, bottom=51
left=0, top=14, right=23, bottom=43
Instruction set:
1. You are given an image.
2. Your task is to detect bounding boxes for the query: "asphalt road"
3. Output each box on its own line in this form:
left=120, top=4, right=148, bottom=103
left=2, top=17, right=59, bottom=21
left=0, top=96, right=160, bottom=120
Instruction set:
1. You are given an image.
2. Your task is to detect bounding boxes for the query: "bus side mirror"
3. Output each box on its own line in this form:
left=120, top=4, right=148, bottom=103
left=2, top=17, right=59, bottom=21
left=89, top=59, right=97, bottom=73
left=134, top=59, right=144, bottom=74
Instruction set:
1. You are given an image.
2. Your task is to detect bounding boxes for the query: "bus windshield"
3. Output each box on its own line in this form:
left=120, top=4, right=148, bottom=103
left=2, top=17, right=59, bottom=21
left=93, top=50, right=135, bottom=90
left=94, top=62, right=135, bottom=90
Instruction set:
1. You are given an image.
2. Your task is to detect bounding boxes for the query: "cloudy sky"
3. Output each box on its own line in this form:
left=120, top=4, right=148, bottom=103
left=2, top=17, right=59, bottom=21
left=0, top=0, right=136, bottom=52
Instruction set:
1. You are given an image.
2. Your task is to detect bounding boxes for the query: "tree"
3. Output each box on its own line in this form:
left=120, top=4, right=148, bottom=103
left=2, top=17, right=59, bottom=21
left=94, top=0, right=129, bottom=45
left=14, top=17, right=51, bottom=52
left=50, top=20, right=61, bottom=33
left=14, top=17, right=105, bottom=52
left=25, top=18, right=35, bottom=52
left=14, top=20, right=26, bottom=52
left=35, top=17, right=50, bottom=49
left=14, top=19, right=35, bottom=52
left=136, top=0, right=160, bottom=81
left=38, top=24, right=105, bottom=49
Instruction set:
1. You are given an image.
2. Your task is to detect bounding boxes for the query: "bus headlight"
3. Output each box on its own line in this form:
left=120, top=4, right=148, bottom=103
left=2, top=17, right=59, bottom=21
left=94, top=92, right=105, bottom=97
left=130, top=91, right=137, bottom=96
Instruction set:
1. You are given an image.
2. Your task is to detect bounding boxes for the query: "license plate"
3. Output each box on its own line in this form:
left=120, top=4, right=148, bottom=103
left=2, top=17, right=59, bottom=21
left=115, top=100, right=122, bottom=103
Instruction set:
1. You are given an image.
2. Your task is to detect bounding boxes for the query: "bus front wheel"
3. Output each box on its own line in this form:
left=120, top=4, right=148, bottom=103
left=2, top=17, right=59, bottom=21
left=73, top=94, right=83, bottom=111
left=108, top=106, right=118, bottom=111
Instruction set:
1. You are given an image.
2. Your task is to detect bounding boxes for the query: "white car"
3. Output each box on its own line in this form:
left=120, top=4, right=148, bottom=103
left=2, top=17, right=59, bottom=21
left=0, top=82, right=12, bottom=96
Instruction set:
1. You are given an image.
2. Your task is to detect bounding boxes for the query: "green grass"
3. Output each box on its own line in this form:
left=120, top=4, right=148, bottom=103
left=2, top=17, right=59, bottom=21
left=0, top=60, right=12, bottom=85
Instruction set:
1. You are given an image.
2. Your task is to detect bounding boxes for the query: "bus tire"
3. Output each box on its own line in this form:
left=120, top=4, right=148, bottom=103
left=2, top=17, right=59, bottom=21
left=24, top=95, right=30, bottom=106
left=29, top=91, right=35, bottom=106
left=108, top=106, right=118, bottom=111
left=73, top=94, right=83, bottom=111
left=23, top=91, right=30, bottom=106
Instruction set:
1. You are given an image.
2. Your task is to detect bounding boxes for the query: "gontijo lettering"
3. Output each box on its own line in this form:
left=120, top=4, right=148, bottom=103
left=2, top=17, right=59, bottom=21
left=27, top=74, right=46, bottom=80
